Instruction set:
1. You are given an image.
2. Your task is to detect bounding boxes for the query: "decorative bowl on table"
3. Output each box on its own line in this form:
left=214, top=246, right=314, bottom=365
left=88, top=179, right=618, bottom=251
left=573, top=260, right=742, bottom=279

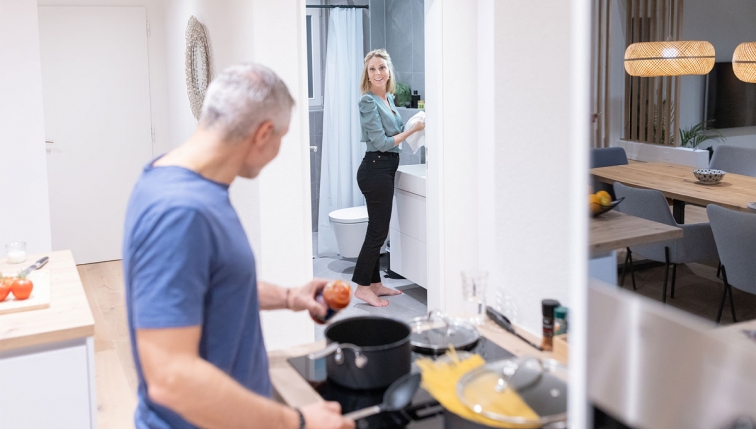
left=692, top=169, right=726, bottom=184
left=591, top=197, right=624, bottom=218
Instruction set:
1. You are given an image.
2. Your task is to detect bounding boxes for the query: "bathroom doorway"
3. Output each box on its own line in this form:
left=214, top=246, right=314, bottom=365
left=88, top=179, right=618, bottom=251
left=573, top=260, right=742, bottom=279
left=304, top=0, right=427, bottom=333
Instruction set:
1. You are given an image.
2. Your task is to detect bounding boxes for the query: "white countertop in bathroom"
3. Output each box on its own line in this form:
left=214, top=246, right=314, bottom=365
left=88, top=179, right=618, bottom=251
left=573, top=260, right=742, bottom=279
left=395, top=163, right=426, bottom=197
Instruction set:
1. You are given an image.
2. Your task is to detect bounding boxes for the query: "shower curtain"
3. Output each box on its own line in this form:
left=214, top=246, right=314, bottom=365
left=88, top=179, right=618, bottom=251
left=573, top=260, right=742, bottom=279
left=317, top=8, right=365, bottom=256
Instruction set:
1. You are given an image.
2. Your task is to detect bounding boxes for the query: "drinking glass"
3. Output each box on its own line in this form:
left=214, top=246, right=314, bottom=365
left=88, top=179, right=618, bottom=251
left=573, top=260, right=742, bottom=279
left=461, top=270, right=488, bottom=325
left=6, top=241, right=26, bottom=264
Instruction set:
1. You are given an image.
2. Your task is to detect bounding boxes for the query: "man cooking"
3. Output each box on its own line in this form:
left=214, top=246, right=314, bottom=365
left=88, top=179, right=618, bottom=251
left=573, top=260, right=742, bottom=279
left=123, top=63, right=354, bottom=429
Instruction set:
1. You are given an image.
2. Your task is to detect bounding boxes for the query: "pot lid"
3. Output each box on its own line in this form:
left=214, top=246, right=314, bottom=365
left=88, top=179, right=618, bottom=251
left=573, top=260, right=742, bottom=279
left=456, top=357, right=568, bottom=425
left=409, top=311, right=480, bottom=353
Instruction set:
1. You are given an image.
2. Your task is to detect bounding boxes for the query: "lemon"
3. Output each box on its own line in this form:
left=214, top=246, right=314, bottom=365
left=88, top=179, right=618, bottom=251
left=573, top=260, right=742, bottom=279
left=596, top=190, right=612, bottom=206
left=589, top=194, right=602, bottom=215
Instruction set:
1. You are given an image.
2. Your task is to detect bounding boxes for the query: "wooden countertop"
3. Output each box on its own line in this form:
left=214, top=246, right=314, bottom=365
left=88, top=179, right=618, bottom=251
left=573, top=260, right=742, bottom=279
left=269, top=319, right=561, bottom=408
left=590, top=210, right=683, bottom=255
left=0, top=250, right=95, bottom=352
left=712, top=319, right=756, bottom=352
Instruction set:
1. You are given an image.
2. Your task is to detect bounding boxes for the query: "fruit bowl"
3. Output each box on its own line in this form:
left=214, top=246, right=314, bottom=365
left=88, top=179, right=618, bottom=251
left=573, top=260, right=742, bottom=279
left=692, top=168, right=725, bottom=184
left=591, top=197, right=624, bottom=218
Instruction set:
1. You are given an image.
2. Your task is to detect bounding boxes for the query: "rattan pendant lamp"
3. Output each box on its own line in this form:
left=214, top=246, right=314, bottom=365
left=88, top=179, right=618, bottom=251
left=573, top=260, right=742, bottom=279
left=624, top=0, right=715, bottom=77
left=733, top=42, right=756, bottom=83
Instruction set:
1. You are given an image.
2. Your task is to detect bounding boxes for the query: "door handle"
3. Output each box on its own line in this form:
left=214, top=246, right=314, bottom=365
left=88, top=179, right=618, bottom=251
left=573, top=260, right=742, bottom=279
left=45, top=140, right=54, bottom=144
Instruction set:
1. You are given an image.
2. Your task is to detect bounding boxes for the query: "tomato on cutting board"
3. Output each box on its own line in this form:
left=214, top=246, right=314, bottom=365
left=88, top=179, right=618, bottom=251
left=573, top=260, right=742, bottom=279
left=11, top=277, right=33, bottom=300
left=0, top=278, right=11, bottom=302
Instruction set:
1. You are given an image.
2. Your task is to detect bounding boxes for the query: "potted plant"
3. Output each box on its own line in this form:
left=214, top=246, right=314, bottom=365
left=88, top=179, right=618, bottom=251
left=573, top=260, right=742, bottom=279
left=679, top=121, right=725, bottom=160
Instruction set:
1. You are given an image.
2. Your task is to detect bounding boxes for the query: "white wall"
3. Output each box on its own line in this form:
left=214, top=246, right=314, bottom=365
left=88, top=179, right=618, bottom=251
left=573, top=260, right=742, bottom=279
left=443, top=1, right=588, bottom=425
left=425, top=0, right=479, bottom=314
left=163, top=0, right=314, bottom=351
left=0, top=0, right=53, bottom=253
left=37, top=0, right=172, bottom=157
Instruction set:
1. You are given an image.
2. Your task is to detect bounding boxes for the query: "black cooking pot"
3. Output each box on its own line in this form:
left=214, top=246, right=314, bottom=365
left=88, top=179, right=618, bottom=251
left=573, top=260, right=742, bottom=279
left=307, top=316, right=412, bottom=390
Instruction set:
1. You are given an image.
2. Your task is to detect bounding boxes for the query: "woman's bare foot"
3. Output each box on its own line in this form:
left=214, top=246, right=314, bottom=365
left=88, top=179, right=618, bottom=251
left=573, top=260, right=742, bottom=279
left=370, top=282, right=403, bottom=296
left=354, top=286, right=388, bottom=307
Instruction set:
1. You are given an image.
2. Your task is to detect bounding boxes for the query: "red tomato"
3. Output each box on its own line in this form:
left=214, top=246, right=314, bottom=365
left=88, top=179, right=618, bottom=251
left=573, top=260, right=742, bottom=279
left=11, top=278, right=33, bottom=300
left=0, top=280, right=10, bottom=302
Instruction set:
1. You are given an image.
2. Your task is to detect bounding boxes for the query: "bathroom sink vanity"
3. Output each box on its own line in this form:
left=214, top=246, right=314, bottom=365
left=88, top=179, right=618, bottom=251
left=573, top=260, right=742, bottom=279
left=390, top=163, right=426, bottom=287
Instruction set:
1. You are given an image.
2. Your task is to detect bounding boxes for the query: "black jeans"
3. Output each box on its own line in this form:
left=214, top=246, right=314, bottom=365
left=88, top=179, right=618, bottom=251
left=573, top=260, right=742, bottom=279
left=352, top=151, right=400, bottom=286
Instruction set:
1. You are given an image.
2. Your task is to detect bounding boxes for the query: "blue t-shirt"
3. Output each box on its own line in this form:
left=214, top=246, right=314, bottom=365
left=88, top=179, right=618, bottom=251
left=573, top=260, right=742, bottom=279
left=123, top=161, right=270, bottom=429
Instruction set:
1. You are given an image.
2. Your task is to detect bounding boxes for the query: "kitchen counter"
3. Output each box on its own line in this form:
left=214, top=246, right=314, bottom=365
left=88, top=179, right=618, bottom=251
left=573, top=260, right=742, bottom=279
left=0, top=250, right=94, bottom=351
left=0, top=250, right=97, bottom=428
left=268, top=319, right=561, bottom=408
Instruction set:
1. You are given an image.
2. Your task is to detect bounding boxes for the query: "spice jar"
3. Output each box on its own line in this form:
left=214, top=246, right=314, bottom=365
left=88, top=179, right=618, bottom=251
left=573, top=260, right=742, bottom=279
left=311, top=280, right=352, bottom=324
left=541, top=299, right=560, bottom=351
left=554, top=306, right=569, bottom=336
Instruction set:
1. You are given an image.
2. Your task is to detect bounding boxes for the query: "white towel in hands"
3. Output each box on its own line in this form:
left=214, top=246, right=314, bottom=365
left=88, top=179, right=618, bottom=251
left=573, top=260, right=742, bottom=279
left=404, top=111, right=426, bottom=154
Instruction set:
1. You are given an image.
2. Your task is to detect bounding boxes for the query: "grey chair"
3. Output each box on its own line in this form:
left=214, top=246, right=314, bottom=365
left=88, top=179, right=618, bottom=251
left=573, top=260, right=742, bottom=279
left=614, top=182, right=719, bottom=303
left=706, top=204, right=756, bottom=323
left=709, top=145, right=756, bottom=177
left=591, top=147, right=628, bottom=200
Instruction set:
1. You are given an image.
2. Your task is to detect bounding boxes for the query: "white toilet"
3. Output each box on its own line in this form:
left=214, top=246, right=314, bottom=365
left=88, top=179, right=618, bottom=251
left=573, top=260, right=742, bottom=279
left=329, top=206, right=388, bottom=258
left=329, top=206, right=369, bottom=258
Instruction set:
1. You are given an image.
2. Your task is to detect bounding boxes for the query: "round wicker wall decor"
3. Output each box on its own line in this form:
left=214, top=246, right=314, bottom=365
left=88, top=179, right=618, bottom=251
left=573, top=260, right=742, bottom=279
left=185, top=16, right=212, bottom=120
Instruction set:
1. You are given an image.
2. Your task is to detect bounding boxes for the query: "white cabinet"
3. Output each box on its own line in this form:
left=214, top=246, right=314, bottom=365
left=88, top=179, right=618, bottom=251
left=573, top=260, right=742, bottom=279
left=390, top=165, right=427, bottom=287
left=0, top=338, right=97, bottom=428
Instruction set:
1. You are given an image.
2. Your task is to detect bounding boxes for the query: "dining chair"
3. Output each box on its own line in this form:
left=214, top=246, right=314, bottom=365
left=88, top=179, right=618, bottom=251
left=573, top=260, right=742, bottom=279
left=706, top=204, right=756, bottom=323
left=590, top=147, right=628, bottom=200
left=614, top=182, right=719, bottom=303
left=709, top=145, right=756, bottom=178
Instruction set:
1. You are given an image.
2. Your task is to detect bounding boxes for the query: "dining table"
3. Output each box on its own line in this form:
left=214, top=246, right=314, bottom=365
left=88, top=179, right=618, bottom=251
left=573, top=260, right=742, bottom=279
left=591, top=161, right=756, bottom=224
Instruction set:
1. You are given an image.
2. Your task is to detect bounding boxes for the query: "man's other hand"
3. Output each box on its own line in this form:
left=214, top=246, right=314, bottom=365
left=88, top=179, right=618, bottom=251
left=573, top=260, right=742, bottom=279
left=300, top=401, right=355, bottom=429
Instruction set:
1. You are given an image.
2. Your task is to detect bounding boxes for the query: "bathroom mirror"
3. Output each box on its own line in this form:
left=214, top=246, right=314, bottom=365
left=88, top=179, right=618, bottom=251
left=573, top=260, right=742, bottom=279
left=185, top=15, right=211, bottom=120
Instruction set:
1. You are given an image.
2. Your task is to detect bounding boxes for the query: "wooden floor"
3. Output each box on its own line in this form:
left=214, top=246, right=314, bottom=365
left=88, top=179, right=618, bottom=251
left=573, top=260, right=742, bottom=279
left=78, top=260, right=137, bottom=429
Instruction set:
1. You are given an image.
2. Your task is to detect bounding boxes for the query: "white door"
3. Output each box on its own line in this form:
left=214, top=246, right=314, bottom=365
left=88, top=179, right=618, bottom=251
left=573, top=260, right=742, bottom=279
left=39, top=6, right=153, bottom=264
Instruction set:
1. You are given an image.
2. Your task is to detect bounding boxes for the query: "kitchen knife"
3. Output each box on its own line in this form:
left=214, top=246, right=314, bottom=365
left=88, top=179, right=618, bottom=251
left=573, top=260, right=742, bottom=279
left=18, top=257, right=49, bottom=278
left=486, top=306, right=543, bottom=351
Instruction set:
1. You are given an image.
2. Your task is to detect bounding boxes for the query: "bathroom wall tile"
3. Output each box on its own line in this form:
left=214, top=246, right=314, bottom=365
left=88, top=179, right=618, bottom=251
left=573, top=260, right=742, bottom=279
left=311, top=109, right=324, bottom=137
left=412, top=72, right=425, bottom=100
left=310, top=132, right=323, bottom=232
left=385, top=0, right=413, bottom=74
left=412, top=0, right=424, bottom=73
left=369, top=0, right=386, bottom=50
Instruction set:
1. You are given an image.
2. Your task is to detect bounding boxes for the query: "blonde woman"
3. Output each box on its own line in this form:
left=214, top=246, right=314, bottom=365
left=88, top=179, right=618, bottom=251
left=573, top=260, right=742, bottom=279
left=352, top=49, right=426, bottom=307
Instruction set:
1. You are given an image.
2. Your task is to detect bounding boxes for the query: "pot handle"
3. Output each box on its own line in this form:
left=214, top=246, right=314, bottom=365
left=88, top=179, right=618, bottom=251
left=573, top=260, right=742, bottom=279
left=305, top=343, right=368, bottom=379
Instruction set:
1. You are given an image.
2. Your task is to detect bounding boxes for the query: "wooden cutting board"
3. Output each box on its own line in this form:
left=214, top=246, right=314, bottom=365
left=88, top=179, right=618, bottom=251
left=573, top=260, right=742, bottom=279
left=0, top=270, right=51, bottom=315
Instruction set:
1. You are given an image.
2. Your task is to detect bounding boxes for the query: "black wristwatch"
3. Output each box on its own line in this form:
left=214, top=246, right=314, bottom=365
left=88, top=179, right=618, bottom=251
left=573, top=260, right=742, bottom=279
left=295, top=408, right=306, bottom=429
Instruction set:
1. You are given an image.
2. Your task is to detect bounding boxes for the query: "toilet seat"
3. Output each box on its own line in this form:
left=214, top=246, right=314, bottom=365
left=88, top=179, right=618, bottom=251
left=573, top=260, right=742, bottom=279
left=329, top=206, right=368, bottom=224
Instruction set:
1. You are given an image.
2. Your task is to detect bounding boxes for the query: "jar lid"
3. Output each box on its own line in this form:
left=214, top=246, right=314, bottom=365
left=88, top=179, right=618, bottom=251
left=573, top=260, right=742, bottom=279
left=456, top=357, right=568, bottom=425
left=554, top=306, right=568, bottom=319
left=542, top=299, right=560, bottom=318
left=409, top=311, right=480, bottom=354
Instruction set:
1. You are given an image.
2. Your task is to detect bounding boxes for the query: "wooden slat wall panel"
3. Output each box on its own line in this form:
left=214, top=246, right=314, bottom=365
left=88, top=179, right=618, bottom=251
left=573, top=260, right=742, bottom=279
left=603, top=0, right=610, bottom=148
left=623, top=0, right=683, bottom=146
left=630, top=0, right=640, bottom=141
left=673, top=0, right=682, bottom=146
left=624, top=0, right=632, bottom=140
left=653, top=0, right=662, bottom=144
left=638, top=0, right=648, bottom=142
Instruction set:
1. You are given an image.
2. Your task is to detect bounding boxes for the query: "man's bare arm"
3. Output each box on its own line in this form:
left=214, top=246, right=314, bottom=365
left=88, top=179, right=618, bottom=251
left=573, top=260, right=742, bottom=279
left=136, top=326, right=353, bottom=429
left=258, top=279, right=329, bottom=318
